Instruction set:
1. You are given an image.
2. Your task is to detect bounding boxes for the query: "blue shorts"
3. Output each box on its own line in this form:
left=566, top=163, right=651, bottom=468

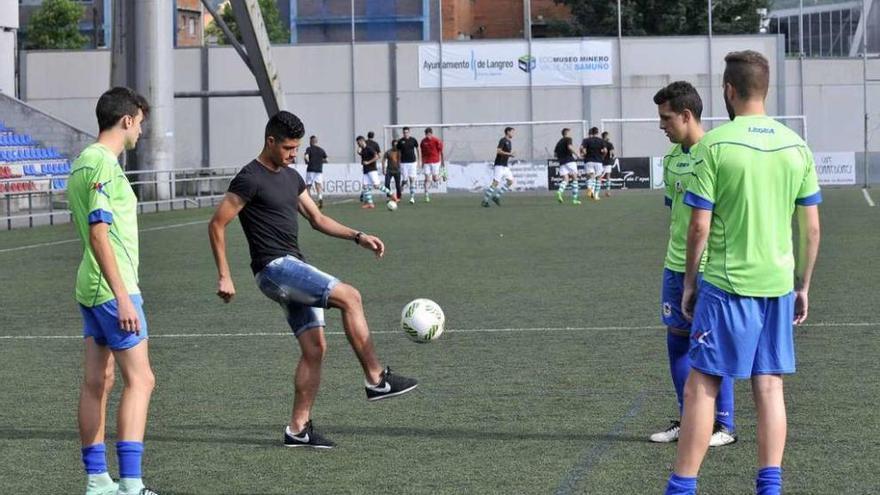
left=661, top=268, right=701, bottom=331
left=689, top=281, right=796, bottom=379
left=80, top=294, right=148, bottom=350
left=256, top=256, right=340, bottom=337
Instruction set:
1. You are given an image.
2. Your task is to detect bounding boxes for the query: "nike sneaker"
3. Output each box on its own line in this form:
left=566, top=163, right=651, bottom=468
left=649, top=420, right=681, bottom=443
left=283, top=421, right=335, bottom=449
left=365, top=367, right=418, bottom=401
left=709, top=422, right=737, bottom=447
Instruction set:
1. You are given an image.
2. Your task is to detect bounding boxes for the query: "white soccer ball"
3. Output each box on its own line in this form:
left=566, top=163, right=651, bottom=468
left=386, top=200, right=398, bottom=211
left=401, top=298, right=445, bottom=343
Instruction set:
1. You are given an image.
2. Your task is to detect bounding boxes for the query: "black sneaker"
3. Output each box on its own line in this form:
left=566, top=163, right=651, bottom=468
left=365, top=367, right=418, bottom=401
left=138, top=489, right=160, bottom=495
left=283, top=421, right=335, bottom=449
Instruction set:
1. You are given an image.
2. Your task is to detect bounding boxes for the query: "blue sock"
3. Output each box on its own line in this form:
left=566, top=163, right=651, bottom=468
left=665, top=473, right=697, bottom=495
left=667, top=332, right=690, bottom=415
left=116, top=441, right=144, bottom=479
left=81, top=443, right=108, bottom=475
left=756, top=467, right=782, bottom=495
left=715, top=376, right=735, bottom=431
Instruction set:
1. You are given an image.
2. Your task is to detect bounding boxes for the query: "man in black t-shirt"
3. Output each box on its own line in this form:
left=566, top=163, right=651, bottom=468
left=600, top=131, right=616, bottom=198
left=579, top=126, right=607, bottom=201
left=383, top=139, right=402, bottom=200
left=208, top=112, right=418, bottom=449
left=304, top=135, right=328, bottom=208
left=481, top=127, right=516, bottom=207
left=357, top=135, right=395, bottom=208
left=366, top=131, right=381, bottom=157
left=553, top=127, right=582, bottom=204
left=395, top=127, right=421, bottom=203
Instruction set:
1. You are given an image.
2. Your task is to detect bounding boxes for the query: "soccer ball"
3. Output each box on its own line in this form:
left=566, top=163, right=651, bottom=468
left=401, top=299, right=445, bottom=343
left=386, top=200, right=398, bottom=211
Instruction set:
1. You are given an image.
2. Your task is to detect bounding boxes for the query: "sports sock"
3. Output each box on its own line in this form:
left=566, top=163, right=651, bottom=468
left=665, top=473, right=697, bottom=495
left=756, top=467, right=782, bottom=495
left=318, top=192, right=323, bottom=200
left=116, top=441, right=144, bottom=493
left=667, top=332, right=690, bottom=415
left=483, top=186, right=496, bottom=202
left=557, top=180, right=568, bottom=194
left=378, top=184, right=392, bottom=196
left=364, top=189, right=374, bottom=204
left=571, top=179, right=580, bottom=200
left=82, top=443, right=108, bottom=475
left=606, top=175, right=612, bottom=191
left=496, top=183, right=510, bottom=197
left=715, top=376, right=735, bottom=431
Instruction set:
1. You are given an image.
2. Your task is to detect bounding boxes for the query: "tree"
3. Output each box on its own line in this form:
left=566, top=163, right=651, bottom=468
left=206, top=0, right=290, bottom=45
left=551, top=0, right=770, bottom=37
left=26, top=0, right=88, bottom=50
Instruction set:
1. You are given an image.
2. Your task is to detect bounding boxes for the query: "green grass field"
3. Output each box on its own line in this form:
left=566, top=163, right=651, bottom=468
left=1, top=189, right=878, bottom=494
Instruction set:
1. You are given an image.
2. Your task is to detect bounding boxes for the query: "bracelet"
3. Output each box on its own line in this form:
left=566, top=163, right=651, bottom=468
left=354, top=231, right=364, bottom=245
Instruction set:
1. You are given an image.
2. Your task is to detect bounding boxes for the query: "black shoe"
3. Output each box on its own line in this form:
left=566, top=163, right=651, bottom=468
left=283, top=421, right=335, bottom=449
left=365, top=367, right=418, bottom=401
left=139, top=489, right=160, bottom=495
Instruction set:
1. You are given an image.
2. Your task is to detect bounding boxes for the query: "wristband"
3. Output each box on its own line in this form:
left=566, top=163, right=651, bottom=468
left=354, top=231, right=364, bottom=245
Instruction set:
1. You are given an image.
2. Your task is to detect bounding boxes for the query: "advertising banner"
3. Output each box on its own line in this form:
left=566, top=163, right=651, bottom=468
left=418, top=41, right=613, bottom=88
left=814, top=152, right=856, bottom=185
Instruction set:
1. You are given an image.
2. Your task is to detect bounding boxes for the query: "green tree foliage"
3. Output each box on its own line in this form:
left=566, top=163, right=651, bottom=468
left=551, top=0, right=770, bottom=37
left=26, top=0, right=88, bottom=50
left=206, top=0, right=290, bottom=45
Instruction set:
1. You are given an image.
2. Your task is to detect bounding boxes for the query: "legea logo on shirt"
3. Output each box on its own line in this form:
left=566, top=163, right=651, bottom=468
left=748, top=127, right=775, bottom=134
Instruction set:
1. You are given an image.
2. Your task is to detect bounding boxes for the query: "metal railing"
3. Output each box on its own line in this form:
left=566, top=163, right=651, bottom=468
left=0, top=167, right=240, bottom=230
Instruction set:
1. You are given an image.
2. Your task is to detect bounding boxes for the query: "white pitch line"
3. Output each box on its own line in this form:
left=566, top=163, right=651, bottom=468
left=863, top=188, right=876, bottom=207
left=0, top=219, right=208, bottom=254
left=0, top=321, right=876, bottom=341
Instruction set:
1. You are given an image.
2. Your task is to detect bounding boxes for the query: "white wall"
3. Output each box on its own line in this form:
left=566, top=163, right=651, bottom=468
left=18, top=35, right=880, bottom=171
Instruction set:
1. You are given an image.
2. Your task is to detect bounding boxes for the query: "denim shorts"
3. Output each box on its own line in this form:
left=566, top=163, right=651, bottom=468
left=255, top=256, right=340, bottom=336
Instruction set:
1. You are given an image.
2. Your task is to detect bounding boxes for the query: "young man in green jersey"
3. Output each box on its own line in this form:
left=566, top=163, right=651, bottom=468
left=665, top=51, right=821, bottom=495
left=651, top=81, right=737, bottom=448
left=67, top=87, right=159, bottom=495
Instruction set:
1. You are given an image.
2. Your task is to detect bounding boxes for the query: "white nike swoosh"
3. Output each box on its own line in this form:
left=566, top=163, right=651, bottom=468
left=292, top=433, right=309, bottom=443
left=371, top=382, right=391, bottom=393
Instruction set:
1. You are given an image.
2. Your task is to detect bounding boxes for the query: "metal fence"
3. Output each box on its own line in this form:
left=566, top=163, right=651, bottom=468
left=0, top=167, right=239, bottom=230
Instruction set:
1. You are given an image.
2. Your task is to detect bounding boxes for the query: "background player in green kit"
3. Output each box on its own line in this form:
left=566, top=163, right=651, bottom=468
left=67, top=87, right=159, bottom=495
left=665, top=51, right=822, bottom=495
left=651, top=81, right=737, bottom=448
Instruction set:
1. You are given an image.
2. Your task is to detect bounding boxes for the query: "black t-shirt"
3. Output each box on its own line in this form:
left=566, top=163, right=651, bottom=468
left=581, top=136, right=606, bottom=163
left=603, top=140, right=615, bottom=165
left=366, top=139, right=381, bottom=156
left=554, top=137, right=577, bottom=163
left=305, top=145, right=327, bottom=173
left=396, top=137, right=419, bottom=163
left=495, top=137, right=512, bottom=166
left=228, top=160, right=307, bottom=274
left=360, top=145, right=378, bottom=173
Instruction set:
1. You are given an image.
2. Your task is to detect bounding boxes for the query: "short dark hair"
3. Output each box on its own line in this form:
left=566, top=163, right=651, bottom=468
left=96, top=87, right=150, bottom=132
left=561, top=127, right=570, bottom=136
left=356, top=135, right=365, bottom=142
left=402, top=126, right=411, bottom=132
left=309, top=135, right=316, bottom=140
left=504, top=126, right=514, bottom=134
left=367, top=131, right=375, bottom=139
left=653, top=81, right=703, bottom=121
left=589, top=127, right=599, bottom=135
left=265, top=111, right=305, bottom=143
left=724, top=50, right=770, bottom=99
left=425, top=127, right=433, bottom=135
left=601, top=131, right=609, bottom=138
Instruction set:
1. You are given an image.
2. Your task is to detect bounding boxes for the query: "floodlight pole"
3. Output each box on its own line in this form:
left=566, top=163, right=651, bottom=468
left=350, top=0, right=357, bottom=162
left=863, top=0, right=870, bottom=187
left=525, top=0, right=534, bottom=162
left=616, top=0, right=624, bottom=153
left=708, top=0, right=714, bottom=121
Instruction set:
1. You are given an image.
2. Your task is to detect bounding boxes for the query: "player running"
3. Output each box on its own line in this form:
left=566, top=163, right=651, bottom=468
left=599, top=131, right=616, bottom=197
left=651, top=81, right=737, bottom=449
left=383, top=139, right=403, bottom=200
left=304, top=135, right=328, bottom=209
left=208, top=111, right=418, bottom=450
left=579, top=127, right=606, bottom=201
left=419, top=127, right=444, bottom=203
left=396, top=127, right=421, bottom=204
left=554, top=127, right=581, bottom=205
left=664, top=51, right=822, bottom=495
left=67, top=87, right=159, bottom=495
left=481, top=127, right=516, bottom=207
left=357, top=135, right=395, bottom=209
